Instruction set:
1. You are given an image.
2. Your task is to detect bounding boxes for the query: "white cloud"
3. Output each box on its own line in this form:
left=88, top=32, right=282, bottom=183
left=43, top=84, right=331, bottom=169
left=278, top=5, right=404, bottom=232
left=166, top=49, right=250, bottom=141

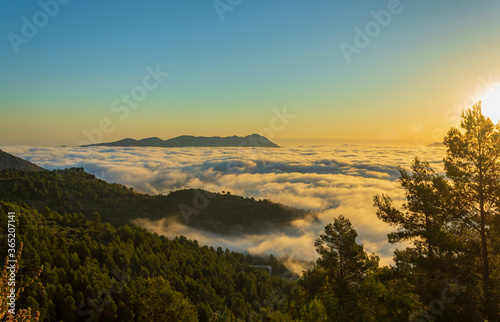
left=1, top=144, right=445, bottom=268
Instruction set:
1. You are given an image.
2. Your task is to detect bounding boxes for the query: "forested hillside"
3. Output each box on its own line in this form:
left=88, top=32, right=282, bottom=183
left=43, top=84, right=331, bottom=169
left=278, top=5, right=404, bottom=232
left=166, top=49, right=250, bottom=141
left=0, top=167, right=313, bottom=234
left=0, top=202, right=295, bottom=321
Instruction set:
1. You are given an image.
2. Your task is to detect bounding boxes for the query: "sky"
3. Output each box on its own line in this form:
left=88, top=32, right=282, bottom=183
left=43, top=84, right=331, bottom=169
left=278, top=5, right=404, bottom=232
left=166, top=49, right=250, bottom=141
left=1, top=0, right=500, bottom=146
left=0, top=144, right=446, bottom=268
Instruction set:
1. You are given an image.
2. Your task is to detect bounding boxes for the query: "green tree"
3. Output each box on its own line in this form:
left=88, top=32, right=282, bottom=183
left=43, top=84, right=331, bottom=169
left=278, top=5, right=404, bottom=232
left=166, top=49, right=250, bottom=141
left=443, top=102, right=500, bottom=317
left=138, top=276, right=198, bottom=321
left=372, top=157, right=460, bottom=301
left=372, top=104, right=500, bottom=320
left=314, top=215, right=368, bottom=283
left=311, top=215, right=376, bottom=321
left=374, top=158, right=450, bottom=260
left=62, top=295, right=77, bottom=321
left=299, top=298, right=328, bottom=322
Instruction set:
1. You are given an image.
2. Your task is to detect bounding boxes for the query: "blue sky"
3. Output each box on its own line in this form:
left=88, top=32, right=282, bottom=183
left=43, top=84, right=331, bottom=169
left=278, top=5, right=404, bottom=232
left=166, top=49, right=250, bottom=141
left=1, top=0, right=499, bottom=145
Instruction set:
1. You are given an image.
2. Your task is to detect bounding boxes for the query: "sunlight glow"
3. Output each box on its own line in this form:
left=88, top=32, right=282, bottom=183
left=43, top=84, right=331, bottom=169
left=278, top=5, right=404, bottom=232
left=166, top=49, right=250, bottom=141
left=480, top=85, right=500, bottom=123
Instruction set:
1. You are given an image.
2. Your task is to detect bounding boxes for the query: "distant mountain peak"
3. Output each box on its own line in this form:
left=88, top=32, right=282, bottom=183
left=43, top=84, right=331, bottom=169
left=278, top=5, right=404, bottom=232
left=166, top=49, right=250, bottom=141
left=82, top=134, right=280, bottom=148
left=427, top=141, right=445, bottom=147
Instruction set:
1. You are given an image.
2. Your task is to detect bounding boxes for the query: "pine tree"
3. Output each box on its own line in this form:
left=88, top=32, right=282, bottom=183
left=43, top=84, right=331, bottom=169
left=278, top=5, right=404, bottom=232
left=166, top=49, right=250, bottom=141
left=314, top=215, right=368, bottom=283
left=443, top=102, right=500, bottom=318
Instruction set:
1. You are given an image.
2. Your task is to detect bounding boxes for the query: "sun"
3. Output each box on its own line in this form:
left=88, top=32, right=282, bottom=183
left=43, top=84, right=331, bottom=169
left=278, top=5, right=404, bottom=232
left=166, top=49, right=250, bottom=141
left=479, top=85, right=500, bottom=123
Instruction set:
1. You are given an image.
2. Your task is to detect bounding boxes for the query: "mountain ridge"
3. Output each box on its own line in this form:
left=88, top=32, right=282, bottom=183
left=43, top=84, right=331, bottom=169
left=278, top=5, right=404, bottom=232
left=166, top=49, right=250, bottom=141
left=0, top=167, right=313, bottom=234
left=0, top=149, right=46, bottom=171
left=428, top=141, right=445, bottom=147
left=82, top=134, right=280, bottom=148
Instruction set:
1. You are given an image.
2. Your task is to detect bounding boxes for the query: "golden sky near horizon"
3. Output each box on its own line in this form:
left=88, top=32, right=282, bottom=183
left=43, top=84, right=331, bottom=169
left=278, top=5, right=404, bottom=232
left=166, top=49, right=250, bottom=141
left=1, top=1, right=500, bottom=146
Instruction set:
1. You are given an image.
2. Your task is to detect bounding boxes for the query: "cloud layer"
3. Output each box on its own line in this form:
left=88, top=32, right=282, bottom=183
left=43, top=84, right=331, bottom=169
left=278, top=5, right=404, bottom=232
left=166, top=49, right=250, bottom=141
left=1, top=144, right=446, bottom=268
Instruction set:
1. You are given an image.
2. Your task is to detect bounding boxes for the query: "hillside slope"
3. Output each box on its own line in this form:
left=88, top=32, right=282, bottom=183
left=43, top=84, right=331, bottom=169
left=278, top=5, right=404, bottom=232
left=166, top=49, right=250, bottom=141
left=0, top=149, right=46, bottom=171
left=0, top=168, right=314, bottom=234
left=0, top=201, right=295, bottom=321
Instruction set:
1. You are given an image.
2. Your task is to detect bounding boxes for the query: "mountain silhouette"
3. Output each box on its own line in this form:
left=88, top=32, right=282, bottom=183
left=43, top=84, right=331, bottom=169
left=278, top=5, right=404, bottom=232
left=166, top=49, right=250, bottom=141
left=82, top=134, right=279, bottom=148
left=428, top=141, right=445, bottom=147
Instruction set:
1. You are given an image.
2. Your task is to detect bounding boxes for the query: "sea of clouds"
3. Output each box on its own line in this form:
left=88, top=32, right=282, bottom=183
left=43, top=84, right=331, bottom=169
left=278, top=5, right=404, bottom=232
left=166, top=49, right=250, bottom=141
left=1, top=144, right=447, bottom=273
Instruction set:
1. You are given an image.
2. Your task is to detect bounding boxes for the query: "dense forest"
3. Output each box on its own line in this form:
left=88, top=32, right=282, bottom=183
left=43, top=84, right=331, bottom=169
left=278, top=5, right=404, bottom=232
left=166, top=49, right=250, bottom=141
left=1, top=104, right=499, bottom=321
left=0, top=168, right=313, bottom=235
left=0, top=201, right=296, bottom=321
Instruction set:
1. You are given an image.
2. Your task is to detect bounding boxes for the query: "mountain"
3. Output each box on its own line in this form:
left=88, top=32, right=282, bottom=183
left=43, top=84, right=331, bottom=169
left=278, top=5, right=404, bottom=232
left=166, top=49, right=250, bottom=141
left=0, top=149, right=46, bottom=171
left=0, top=167, right=313, bottom=234
left=428, top=141, right=445, bottom=147
left=82, top=134, right=280, bottom=148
